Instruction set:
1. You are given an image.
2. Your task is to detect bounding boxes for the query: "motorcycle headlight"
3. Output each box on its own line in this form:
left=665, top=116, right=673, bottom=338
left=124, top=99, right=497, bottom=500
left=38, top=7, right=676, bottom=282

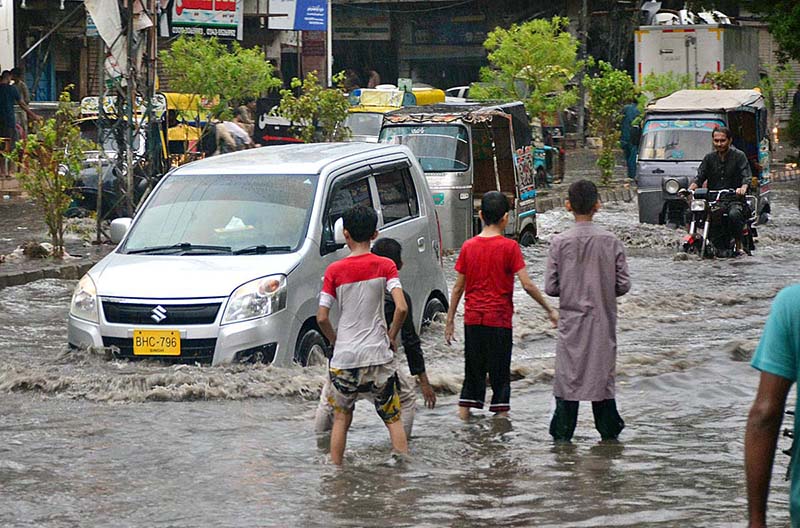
left=664, top=178, right=680, bottom=195
left=222, top=274, right=287, bottom=325
left=70, top=274, right=98, bottom=323
left=690, top=199, right=707, bottom=212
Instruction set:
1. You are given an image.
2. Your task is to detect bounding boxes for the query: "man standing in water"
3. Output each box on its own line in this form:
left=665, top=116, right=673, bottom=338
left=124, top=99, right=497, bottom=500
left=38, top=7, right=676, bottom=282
left=544, top=180, right=630, bottom=441
left=745, top=284, right=800, bottom=527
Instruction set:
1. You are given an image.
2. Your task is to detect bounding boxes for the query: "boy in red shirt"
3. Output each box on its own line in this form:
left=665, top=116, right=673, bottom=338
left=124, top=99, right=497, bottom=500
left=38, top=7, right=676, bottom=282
left=445, top=191, right=558, bottom=419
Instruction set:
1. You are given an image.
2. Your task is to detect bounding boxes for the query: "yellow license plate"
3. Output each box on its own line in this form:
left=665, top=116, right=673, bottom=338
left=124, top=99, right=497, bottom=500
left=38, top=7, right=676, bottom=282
left=133, top=329, right=181, bottom=356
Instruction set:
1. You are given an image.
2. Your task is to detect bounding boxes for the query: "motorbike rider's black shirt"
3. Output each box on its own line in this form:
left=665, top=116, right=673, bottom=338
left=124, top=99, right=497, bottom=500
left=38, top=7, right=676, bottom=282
left=694, top=144, right=752, bottom=190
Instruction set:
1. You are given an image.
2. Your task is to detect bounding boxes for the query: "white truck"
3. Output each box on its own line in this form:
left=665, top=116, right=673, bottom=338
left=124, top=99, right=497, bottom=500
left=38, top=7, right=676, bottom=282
left=634, top=24, right=759, bottom=87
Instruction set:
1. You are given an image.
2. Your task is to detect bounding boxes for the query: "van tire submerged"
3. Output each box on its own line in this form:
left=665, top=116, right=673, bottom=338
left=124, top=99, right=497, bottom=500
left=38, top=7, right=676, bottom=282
left=295, top=328, right=329, bottom=367
left=422, top=297, right=446, bottom=328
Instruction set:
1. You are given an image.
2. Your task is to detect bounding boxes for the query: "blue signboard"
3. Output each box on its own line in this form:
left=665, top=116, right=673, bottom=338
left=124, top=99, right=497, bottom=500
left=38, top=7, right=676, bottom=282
left=268, top=0, right=327, bottom=31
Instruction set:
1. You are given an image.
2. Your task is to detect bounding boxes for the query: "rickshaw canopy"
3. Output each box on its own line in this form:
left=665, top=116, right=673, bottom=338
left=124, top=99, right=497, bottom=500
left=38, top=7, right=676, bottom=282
left=646, top=89, right=765, bottom=114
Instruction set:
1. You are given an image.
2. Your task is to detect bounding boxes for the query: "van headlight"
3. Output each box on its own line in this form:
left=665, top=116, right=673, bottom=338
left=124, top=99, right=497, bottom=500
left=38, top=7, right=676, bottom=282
left=690, top=199, right=707, bottom=212
left=664, top=178, right=680, bottom=195
left=70, top=274, right=98, bottom=323
left=222, top=274, right=287, bottom=325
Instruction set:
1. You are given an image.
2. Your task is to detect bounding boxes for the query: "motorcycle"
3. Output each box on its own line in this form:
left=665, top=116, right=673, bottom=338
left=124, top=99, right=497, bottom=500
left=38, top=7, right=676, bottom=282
left=678, top=188, right=757, bottom=259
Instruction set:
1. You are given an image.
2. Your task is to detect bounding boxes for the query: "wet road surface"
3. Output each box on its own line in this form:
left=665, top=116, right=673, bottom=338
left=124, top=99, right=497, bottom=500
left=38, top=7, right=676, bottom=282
left=1, top=184, right=799, bottom=527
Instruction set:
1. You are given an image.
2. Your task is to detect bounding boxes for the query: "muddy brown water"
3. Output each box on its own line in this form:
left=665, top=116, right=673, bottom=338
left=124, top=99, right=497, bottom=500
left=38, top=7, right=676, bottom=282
left=1, top=185, right=799, bottom=527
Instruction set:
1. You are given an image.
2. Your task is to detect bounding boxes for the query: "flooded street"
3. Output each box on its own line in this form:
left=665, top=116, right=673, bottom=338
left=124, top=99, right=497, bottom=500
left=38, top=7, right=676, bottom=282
left=2, top=184, right=800, bottom=527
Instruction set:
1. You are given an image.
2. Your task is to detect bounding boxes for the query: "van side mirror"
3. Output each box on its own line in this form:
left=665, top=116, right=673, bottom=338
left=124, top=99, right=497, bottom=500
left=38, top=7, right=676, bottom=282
left=334, top=217, right=346, bottom=244
left=110, top=217, right=132, bottom=244
left=631, top=125, right=641, bottom=146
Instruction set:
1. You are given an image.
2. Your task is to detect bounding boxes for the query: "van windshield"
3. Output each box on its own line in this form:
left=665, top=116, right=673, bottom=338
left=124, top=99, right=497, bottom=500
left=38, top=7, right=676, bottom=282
left=380, top=125, right=470, bottom=172
left=639, top=119, right=725, bottom=161
left=123, top=173, right=318, bottom=254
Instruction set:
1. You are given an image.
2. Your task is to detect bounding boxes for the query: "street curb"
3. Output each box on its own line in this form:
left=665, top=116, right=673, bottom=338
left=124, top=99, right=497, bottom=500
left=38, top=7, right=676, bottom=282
left=0, top=259, right=100, bottom=290
left=536, top=182, right=636, bottom=213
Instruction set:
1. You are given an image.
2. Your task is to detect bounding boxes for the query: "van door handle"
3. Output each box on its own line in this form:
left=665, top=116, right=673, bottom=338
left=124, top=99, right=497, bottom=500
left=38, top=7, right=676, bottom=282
left=417, top=237, right=426, bottom=252
left=652, top=168, right=665, bottom=174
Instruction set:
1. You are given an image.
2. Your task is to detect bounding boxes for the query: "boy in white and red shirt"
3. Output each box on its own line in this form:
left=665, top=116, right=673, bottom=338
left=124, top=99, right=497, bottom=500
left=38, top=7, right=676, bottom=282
left=445, top=191, right=558, bottom=420
left=316, top=205, right=409, bottom=464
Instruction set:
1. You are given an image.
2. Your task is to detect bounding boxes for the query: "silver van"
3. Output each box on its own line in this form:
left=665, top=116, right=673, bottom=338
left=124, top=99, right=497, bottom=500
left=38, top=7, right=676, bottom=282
left=67, top=143, right=449, bottom=366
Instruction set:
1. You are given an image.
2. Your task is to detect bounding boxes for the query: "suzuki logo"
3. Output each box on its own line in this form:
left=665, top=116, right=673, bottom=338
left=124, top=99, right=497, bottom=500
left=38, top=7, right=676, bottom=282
left=151, top=305, right=167, bottom=323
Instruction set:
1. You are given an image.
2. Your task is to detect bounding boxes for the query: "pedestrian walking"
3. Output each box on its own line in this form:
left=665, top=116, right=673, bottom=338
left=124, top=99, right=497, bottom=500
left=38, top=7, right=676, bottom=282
left=0, top=69, right=40, bottom=177
left=745, top=284, right=800, bottom=527
left=620, top=98, right=640, bottom=179
left=445, top=191, right=558, bottom=420
left=544, top=179, right=631, bottom=441
left=315, top=237, right=436, bottom=439
left=316, top=205, right=409, bottom=465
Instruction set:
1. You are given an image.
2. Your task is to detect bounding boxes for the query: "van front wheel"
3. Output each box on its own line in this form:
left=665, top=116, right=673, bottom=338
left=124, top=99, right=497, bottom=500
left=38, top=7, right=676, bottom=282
left=295, top=328, right=329, bottom=367
left=422, top=297, right=446, bottom=328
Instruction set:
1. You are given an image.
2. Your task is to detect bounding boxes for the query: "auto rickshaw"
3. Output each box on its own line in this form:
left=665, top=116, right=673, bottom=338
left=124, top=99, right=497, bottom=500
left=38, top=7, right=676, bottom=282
left=380, top=101, right=538, bottom=250
left=344, top=87, right=445, bottom=143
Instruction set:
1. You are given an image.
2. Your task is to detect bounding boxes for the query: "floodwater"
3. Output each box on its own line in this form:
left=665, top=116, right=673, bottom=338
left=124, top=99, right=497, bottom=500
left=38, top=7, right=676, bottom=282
left=2, top=184, right=800, bottom=527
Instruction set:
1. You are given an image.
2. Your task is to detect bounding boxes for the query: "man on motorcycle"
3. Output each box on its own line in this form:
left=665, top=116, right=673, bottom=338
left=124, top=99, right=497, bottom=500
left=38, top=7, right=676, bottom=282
left=688, top=127, right=751, bottom=251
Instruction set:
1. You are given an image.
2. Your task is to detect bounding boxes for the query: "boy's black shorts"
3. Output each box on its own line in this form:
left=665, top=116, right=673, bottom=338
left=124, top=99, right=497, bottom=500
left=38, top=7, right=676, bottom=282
left=459, top=324, right=512, bottom=413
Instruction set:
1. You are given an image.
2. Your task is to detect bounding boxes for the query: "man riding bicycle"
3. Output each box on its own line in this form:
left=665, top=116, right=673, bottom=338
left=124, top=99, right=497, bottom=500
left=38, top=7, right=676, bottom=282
left=688, top=126, right=751, bottom=253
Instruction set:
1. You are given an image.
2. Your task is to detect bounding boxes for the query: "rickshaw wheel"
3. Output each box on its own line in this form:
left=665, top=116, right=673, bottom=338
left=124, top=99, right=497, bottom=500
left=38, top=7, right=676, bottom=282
left=519, top=226, right=537, bottom=247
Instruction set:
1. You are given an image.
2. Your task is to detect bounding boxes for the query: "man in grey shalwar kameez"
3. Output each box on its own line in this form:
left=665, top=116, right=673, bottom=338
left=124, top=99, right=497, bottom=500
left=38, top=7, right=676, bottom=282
left=544, top=180, right=631, bottom=441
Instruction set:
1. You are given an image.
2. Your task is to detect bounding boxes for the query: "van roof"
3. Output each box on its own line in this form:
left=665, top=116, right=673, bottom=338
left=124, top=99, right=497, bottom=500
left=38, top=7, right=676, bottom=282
left=172, top=142, right=401, bottom=175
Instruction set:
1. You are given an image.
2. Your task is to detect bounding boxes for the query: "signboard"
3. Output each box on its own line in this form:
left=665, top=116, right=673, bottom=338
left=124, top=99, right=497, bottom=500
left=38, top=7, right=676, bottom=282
left=268, top=0, right=327, bottom=31
left=333, top=8, right=389, bottom=40
left=170, top=0, right=244, bottom=40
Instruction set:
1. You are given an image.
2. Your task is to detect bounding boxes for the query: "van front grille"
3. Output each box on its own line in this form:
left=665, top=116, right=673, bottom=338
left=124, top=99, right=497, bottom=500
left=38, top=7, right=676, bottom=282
left=102, top=301, right=221, bottom=325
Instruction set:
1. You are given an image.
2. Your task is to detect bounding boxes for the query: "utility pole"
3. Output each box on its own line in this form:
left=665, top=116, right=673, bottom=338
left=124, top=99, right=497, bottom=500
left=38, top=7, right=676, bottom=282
left=576, top=0, right=588, bottom=146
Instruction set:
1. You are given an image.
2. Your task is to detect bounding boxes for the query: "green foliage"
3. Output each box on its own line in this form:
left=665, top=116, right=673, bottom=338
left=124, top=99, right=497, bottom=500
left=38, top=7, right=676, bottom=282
left=585, top=61, right=636, bottom=185
left=6, top=88, right=95, bottom=258
left=703, top=65, right=745, bottom=89
left=637, top=72, right=699, bottom=113
left=744, top=1, right=800, bottom=63
left=159, top=35, right=281, bottom=119
left=758, top=62, right=795, bottom=112
left=470, top=17, right=580, bottom=118
left=278, top=71, right=351, bottom=143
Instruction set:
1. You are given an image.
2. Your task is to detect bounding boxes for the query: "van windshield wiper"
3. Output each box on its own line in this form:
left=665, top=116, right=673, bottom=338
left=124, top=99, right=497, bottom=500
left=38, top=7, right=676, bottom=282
left=232, top=245, right=292, bottom=255
left=127, top=243, right=232, bottom=255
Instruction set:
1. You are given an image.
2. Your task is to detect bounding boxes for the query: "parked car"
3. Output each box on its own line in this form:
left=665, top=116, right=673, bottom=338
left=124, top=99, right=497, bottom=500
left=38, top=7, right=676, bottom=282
left=445, top=86, right=470, bottom=102
left=68, top=143, right=449, bottom=366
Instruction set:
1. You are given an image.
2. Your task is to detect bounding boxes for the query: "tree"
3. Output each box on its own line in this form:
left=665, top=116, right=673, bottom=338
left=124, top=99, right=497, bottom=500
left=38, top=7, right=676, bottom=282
left=278, top=71, right=351, bottom=143
left=470, top=17, right=580, bottom=119
left=741, top=1, right=800, bottom=63
left=159, top=35, right=281, bottom=120
left=703, top=65, right=745, bottom=89
left=585, top=61, right=636, bottom=186
left=6, top=88, right=94, bottom=258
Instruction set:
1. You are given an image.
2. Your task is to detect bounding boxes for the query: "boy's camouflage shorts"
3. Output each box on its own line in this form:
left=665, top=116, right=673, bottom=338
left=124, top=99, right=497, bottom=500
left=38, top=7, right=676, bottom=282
left=328, top=363, right=402, bottom=424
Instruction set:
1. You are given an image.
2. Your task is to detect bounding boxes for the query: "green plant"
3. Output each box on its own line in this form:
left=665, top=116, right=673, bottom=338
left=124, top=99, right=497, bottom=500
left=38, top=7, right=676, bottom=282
left=637, top=71, right=701, bottom=114
left=6, top=88, right=95, bottom=258
left=470, top=17, right=580, bottom=119
left=159, top=35, right=281, bottom=121
left=585, top=61, right=636, bottom=186
left=787, top=109, right=800, bottom=151
left=704, top=65, right=745, bottom=89
left=278, top=71, right=351, bottom=143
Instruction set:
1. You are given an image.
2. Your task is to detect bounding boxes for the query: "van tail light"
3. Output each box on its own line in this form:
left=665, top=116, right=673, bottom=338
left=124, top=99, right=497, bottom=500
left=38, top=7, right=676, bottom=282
left=435, top=210, right=443, bottom=266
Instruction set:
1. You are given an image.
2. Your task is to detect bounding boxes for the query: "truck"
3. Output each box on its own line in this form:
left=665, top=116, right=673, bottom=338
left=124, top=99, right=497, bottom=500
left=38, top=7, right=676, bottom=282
left=634, top=24, right=759, bottom=87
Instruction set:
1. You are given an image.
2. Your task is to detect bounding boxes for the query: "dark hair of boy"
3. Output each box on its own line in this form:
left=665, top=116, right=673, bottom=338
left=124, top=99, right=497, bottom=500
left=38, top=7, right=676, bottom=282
left=372, top=238, right=402, bottom=270
left=567, top=180, right=599, bottom=215
left=342, top=205, right=378, bottom=242
left=480, top=191, right=510, bottom=225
